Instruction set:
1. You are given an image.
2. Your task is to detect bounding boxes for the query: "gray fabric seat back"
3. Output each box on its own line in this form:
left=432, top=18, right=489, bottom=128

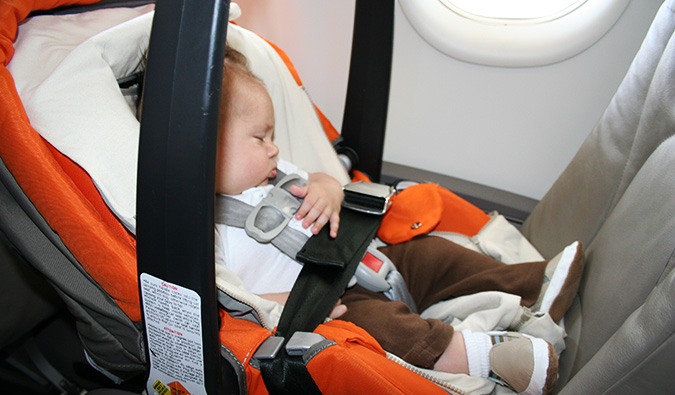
left=0, top=157, right=146, bottom=381
left=521, top=1, right=675, bottom=392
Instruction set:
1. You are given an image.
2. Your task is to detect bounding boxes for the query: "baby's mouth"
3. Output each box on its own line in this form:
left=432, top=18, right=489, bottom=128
left=269, top=158, right=278, bottom=179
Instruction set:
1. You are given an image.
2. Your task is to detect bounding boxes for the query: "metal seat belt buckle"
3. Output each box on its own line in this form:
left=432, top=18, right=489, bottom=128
left=342, top=181, right=395, bottom=215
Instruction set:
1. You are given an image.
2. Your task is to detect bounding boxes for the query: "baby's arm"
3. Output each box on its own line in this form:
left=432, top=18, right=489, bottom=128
left=289, top=172, right=344, bottom=238
left=258, top=292, right=347, bottom=319
left=258, top=292, right=291, bottom=306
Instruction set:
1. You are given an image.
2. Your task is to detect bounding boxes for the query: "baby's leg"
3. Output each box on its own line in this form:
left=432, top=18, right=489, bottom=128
left=433, top=330, right=469, bottom=374
left=378, top=235, right=548, bottom=311
left=340, top=284, right=454, bottom=369
left=340, top=286, right=558, bottom=394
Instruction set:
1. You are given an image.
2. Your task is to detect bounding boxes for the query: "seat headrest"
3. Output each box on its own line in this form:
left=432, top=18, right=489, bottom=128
left=9, top=4, right=348, bottom=233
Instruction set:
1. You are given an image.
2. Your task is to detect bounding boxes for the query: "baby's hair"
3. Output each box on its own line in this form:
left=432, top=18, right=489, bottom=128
left=220, top=45, right=266, bottom=125
left=221, top=44, right=262, bottom=97
left=223, top=45, right=250, bottom=75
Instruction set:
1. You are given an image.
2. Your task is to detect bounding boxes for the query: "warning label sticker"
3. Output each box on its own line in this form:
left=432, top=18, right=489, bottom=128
left=141, top=273, right=206, bottom=395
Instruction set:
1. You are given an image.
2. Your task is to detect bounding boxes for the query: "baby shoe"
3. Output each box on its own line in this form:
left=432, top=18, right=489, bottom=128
left=488, top=331, right=558, bottom=395
left=531, top=241, right=585, bottom=322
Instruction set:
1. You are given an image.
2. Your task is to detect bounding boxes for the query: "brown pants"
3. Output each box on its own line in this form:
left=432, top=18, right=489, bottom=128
left=339, top=235, right=547, bottom=369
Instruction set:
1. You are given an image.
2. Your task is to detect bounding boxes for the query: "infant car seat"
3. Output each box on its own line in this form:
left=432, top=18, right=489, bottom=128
left=2, top=0, right=675, bottom=394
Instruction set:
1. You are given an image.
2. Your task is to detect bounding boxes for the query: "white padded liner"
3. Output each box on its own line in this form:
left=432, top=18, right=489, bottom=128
left=8, top=4, right=349, bottom=233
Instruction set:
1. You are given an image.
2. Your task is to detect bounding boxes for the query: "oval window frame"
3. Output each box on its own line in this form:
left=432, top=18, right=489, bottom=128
left=398, top=0, right=631, bottom=67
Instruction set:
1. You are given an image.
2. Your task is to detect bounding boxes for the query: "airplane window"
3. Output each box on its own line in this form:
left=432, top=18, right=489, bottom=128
left=398, top=0, right=631, bottom=67
left=440, top=0, right=586, bottom=22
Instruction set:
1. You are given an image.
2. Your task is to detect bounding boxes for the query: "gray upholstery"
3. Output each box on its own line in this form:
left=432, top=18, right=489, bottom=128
left=0, top=233, right=62, bottom=350
left=521, top=0, right=675, bottom=392
left=0, top=157, right=146, bottom=380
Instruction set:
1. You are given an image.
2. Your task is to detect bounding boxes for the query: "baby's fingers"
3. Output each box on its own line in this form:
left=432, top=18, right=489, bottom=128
left=295, top=194, right=319, bottom=224
left=328, top=299, right=347, bottom=319
left=328, top=211, right=340, bottom=238
left=289, top=184, right=308, bottom=199
left=310, top=207, right=340, bottom=238
left=290, top=185, right=310, bottom=218
left=306, top=204, right=330, bottom=233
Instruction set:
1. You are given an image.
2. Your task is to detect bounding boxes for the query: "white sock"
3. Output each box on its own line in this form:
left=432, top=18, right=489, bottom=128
left=461, top=329, right=492, bottom=378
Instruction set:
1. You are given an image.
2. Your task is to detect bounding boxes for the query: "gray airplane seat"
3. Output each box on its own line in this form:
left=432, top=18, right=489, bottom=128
left=520, top=0, right=675, bottom=392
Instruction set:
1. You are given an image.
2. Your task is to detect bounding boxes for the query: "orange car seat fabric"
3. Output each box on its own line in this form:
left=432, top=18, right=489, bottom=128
left=218, top=310, right=275, bottom=394
left=44, top=140, right=137, bottom=248
left=218, top=310, right=449, bottom=395
left=350, top=169, right=371, bottom=183
left=1, top=0, right=140, bottom=320
left=378, top=183, right=490, bottom=244
left=309, top=320, right=448, bottom=394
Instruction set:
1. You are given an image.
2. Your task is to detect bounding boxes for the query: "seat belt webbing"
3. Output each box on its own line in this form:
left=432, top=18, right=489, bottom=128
left=259, top=208, right=382, bottom=394
left=215, top=195, right=309, bottom=258
left=283, top=207, right=381, bottom=336
left=215, top=171, right=311, bottom=258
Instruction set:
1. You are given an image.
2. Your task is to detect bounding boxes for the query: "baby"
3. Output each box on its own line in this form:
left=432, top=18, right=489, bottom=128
left=213, top=46, right=584, bottom=394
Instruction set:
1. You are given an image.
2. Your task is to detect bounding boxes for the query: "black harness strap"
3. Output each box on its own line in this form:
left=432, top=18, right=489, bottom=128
left=284, top=208, right=381, bottom=336
left=259, top=208, right=382, bottom=394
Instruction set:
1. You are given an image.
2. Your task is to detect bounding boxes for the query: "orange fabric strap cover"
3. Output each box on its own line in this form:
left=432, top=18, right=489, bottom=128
left=378, top=183, right=490, bottom=244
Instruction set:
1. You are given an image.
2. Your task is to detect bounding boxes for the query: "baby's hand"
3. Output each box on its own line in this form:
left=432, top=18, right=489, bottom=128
left=290, top=172, right=344, bottom=238
left=327, top=299, right=348, bottom=319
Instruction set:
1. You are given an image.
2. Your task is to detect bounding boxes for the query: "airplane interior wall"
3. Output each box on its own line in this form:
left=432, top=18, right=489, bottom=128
left=234, top=0, right=662, bottom=200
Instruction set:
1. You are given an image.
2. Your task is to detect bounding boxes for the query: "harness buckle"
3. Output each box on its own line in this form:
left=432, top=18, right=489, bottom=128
left=245, top=174, right=306, bottom=243
left=343, top=181, right=395, bottom=215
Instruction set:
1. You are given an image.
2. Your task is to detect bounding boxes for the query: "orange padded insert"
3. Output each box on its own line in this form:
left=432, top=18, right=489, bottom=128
left=1, top=0, right=140, bottom=321
left=217, top=311, right=448, bottom=395
left=44, top=141, right=136, bottom=248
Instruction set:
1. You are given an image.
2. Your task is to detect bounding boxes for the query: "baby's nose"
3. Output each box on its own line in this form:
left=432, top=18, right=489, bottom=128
left=268, top=143, right=279, bottom=158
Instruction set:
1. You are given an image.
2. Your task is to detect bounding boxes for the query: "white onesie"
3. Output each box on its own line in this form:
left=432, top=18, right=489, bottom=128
left=214, top=158, right=313, bottom=295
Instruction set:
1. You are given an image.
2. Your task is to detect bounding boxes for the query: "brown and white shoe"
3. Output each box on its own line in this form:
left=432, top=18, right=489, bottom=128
left=531, top=241, right=585, bottom=322
left=488, top=331, right=558, bottom=395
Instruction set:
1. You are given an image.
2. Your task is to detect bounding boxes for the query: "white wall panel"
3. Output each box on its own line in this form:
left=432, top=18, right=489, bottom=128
left=233, top=0, right=354, bottom=132
left=233, top=0, right=660, bottom=200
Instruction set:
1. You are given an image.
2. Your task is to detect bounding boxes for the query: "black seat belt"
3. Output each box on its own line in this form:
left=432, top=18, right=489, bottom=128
left=259, top=208, right=382, bottom=394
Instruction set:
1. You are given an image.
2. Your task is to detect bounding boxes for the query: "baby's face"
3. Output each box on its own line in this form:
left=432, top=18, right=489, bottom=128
left=215, top=74, right=279, bottom=195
